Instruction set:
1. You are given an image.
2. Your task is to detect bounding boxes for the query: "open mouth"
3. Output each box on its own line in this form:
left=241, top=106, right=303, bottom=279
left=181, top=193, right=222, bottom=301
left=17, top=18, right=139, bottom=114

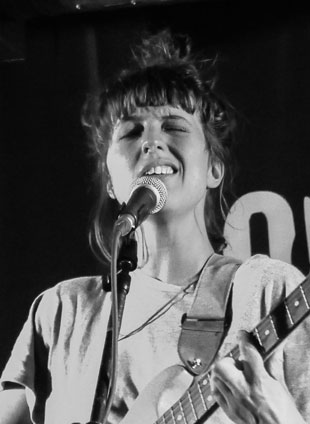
left=143, top=165, right=176, bottom=176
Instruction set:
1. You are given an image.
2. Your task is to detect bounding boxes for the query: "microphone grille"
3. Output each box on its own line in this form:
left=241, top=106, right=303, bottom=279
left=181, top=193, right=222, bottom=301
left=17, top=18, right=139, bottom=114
left=130, top=176, right=168, bottom=214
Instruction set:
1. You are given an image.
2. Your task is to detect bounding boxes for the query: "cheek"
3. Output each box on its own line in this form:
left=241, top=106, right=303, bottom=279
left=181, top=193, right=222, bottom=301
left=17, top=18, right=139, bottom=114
left=187, top=151, right=210, bottom=187
left=106, top=149, right=133, bottom=203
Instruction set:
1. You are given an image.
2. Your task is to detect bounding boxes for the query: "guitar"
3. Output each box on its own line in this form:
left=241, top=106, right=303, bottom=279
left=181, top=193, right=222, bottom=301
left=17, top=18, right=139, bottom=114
left=121, top=272, right=310, bottom=424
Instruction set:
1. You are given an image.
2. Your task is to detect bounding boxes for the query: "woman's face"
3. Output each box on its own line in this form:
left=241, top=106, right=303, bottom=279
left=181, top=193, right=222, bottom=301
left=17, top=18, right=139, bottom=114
left=106, top=105, right=222, bottom=216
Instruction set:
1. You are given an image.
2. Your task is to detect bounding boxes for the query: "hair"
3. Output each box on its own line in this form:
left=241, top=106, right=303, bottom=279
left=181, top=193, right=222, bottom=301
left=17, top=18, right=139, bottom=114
left=82, top=29, right=237, bottom=265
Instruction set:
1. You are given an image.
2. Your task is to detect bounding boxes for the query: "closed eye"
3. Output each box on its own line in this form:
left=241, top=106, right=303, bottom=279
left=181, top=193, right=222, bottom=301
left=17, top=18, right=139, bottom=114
left=162, top=124, right=188, bottom=133
left=119, top=123, right=144, bottom=140
left=162, top=116, right=190, bottom=134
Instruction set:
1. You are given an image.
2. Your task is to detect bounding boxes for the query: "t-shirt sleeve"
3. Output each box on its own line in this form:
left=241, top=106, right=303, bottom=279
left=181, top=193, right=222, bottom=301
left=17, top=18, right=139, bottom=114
left=278, top=264, right=310, bottom=421
left=230, top=254, right=310, bottom=422
left=0, top=287, right=59, bottom=423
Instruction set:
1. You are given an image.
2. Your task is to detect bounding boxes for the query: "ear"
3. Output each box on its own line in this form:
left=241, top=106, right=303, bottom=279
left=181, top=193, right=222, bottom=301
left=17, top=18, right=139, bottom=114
left=103, top=161, right=116, bottom=200
left=106, top=178, right=116, bottom=199
left=206, top=160, right=224, bottom=189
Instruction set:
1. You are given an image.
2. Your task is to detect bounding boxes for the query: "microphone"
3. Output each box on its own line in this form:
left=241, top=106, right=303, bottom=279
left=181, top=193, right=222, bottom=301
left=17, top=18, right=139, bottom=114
left=115, top=176, right=168, bottom=236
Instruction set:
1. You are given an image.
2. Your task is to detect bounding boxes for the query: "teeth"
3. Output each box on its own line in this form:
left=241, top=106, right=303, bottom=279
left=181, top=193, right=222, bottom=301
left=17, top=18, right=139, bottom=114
left=145, top=166, right=174, bottom=175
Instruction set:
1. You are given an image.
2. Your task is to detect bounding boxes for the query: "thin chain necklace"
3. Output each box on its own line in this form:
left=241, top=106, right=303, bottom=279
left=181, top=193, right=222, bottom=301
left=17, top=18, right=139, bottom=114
left=118, top=254, right=215, bottom=341
left=118, top=278, right=197, bottom=341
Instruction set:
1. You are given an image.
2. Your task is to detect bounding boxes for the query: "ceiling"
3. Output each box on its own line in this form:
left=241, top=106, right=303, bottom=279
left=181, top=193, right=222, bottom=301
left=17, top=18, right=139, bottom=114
left=0, top=0, right=200, bottom=62
left=1, top=0, right=309, bottom=63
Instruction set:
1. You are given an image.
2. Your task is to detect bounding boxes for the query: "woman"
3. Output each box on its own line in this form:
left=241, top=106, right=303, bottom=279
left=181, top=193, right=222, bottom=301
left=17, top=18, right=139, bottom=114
left=0, top=30, right=309, bottom=424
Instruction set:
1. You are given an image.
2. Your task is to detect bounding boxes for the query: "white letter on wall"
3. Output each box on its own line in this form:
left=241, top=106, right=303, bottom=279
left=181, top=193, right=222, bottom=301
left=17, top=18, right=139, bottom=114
left=224, top=191, right=295, bottom=263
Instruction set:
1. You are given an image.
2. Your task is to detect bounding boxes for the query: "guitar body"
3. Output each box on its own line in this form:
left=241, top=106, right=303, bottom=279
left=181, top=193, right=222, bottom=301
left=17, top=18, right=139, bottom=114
left=121, top=365, right=193, bottom=424
left=121, top=273, right=310, bottom=424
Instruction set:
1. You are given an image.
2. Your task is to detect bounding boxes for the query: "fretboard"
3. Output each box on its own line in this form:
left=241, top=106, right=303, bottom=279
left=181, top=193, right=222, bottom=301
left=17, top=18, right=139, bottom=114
left=155, top=273, right=310, bottom=424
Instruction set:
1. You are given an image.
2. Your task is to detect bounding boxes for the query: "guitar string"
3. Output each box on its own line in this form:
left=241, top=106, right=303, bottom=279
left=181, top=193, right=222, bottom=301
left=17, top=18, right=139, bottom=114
left=158, top=341, right=242, bottom=423
left=157, top=280, right=310, bottom=424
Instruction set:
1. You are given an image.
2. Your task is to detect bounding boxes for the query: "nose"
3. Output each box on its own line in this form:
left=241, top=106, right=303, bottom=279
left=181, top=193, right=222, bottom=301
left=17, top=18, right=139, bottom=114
left=141, top=139, right=165, bottom=154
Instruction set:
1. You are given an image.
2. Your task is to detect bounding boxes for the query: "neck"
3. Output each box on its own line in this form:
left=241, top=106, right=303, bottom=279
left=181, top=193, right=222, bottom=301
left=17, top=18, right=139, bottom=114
left=136, top=207, right=215, bottom=286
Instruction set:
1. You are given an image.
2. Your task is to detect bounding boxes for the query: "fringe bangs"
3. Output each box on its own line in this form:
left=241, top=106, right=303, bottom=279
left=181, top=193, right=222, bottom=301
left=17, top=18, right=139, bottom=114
left=105, top=66, right=201, bottom=123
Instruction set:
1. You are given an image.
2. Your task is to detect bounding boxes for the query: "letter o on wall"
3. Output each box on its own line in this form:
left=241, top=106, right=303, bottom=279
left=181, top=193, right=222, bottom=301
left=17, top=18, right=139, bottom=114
left=224, top=191, right=295, bottom=263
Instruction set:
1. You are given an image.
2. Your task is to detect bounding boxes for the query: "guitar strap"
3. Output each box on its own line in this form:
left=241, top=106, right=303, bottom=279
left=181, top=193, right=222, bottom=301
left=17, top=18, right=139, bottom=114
left=178, top=253, right=241, bottom=375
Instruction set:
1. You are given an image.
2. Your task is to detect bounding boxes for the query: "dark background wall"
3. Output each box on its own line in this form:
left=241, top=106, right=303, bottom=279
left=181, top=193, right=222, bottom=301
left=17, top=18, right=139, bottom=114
left=1, top=0, right=310, bottom=371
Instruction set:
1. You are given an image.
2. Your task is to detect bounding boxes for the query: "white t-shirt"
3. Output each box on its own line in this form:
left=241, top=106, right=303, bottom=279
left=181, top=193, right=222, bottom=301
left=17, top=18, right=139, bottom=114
left=1, top=254, right=309, bottom=424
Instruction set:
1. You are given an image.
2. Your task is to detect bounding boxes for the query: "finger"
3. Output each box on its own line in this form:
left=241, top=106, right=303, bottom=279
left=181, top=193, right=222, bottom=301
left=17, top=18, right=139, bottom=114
left=238, top=329, right=262, bottom=352
left=211, top=377, right=229, bottom=410
left=211, top=357, right=247, bottom=393
left=211, top=374, right=234, bottom=398
left=211, top=374, right=257, bottom=424
left=211, top=357, right=240, bottom=380
left=238, top=330, right=267, bottom=382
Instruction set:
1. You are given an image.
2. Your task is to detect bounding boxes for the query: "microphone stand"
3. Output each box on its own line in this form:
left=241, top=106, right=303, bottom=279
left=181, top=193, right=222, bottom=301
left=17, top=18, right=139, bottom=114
left=86, top=234, right=137, bottom=424
left=73, top=178, right=167, bottom=424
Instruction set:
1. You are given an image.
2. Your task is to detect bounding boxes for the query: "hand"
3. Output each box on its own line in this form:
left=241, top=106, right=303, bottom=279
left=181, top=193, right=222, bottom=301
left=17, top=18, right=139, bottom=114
left=210, top=330, right=305, bottom=424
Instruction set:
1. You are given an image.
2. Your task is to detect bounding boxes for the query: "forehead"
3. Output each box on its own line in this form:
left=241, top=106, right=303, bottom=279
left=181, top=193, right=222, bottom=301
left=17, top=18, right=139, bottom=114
left=115, top=105, right=202, bottom=126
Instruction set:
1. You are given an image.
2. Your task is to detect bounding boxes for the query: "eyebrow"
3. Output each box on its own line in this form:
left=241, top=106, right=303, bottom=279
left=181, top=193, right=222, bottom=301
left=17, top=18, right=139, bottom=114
left=163, top=114, right=191, bottom=123
left=121, top=114, right=191, bottom=124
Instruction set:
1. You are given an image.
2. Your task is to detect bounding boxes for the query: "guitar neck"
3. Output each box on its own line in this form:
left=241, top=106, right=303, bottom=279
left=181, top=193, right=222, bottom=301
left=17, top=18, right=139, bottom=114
left=155, top=273, right=310, bottom=424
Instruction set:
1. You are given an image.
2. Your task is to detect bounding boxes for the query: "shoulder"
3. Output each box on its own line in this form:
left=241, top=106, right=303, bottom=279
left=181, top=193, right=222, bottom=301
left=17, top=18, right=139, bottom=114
left=36, top=275, right=104, bottom=306
left=232, top=254, right=305, bottom=319
left=54, top=275, right=104, bottom=300
left=32, top=276, right=108, bottom=332
left=235, top=254, right=304, bottom=290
